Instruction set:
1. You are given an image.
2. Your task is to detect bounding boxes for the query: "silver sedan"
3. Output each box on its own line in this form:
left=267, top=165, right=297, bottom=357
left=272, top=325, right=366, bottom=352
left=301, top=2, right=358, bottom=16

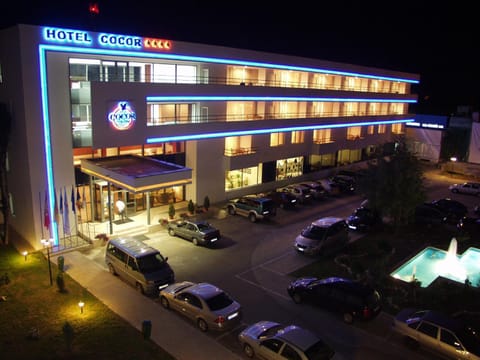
left=238, top=320, right=335, bottom=359
left=159, top=281, right=242, bottom=332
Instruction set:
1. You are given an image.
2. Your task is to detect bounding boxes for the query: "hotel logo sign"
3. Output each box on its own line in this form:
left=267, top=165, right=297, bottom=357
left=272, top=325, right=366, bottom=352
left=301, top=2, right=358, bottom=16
left=42, top=27, right=172, bottom=52
left=108, top=101, right=136, bottom=131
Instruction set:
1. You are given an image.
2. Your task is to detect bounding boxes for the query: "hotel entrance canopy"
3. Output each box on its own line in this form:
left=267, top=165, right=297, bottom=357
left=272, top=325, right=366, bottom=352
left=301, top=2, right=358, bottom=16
left=80, top=155, right=192, bottom=193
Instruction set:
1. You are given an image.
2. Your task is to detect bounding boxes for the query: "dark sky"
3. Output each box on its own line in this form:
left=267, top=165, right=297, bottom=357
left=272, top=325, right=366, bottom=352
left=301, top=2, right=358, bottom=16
left=1, top=1, right=478, bottom=115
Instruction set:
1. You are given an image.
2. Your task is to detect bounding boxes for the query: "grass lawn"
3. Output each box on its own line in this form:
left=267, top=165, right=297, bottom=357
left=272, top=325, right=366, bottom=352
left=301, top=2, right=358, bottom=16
left=0, top=243, right=175, bottom=360
left=290, top=223, right=480, bottom=321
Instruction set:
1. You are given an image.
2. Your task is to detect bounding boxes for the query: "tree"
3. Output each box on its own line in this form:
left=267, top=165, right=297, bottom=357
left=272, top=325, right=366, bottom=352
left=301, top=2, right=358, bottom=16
left=0, top=103, right=12, bottom=244
left=168, top=203, right=176, bottom=219
left=358, top=136, right=426, bottom=230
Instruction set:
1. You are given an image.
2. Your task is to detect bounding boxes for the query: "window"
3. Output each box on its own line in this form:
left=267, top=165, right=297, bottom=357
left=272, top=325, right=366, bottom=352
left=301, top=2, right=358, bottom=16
left=281, top=344, right=301, bottom=360
left=347, top=126, right=362, bottom=140
left=440, top=329, right=463, bottom=349
left=261, top=339, right=283, bottom=353
left=367, top=125, right=374, bottom=135
left=270, top=132, right=285, bottom=147
left=291, top=131, right=305, bottom=144
left=313, top=129, right=332, bottom=144
left=378, top=124, right=386, bottom=134
left=417, top=322, right=439, bottom=339
left=392, top=123, right=403, bottom=134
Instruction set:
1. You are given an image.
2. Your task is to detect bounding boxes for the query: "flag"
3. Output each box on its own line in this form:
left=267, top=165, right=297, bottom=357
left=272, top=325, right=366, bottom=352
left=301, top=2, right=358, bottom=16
left=63, top=187, right=70, bottom=235
left=71, top=186, right=76, bottom=214
left=54, top=188, right=60, bottom=224
left=76, top=187, right=82, bottom=211
left=43, top=191, right=50, bottom=230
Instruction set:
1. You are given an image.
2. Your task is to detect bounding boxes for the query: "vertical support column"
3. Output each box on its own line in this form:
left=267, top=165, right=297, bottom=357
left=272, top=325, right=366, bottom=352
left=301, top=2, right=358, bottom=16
left=107, top=182, right=113, bottom=235
left=146, top=191, right=151, bottom=225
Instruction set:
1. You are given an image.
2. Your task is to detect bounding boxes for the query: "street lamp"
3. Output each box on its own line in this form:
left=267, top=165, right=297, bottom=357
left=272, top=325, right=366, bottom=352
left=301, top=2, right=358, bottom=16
left=78, top=301, right=85, bottom=314
left=22, top=251, right=28, bottom=262
left=41, top=238, right=54, bottom=286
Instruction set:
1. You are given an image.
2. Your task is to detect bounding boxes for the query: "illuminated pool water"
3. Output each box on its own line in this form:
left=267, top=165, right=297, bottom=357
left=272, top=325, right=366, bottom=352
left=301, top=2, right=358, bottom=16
left=390, top=246, right=480, bottom=288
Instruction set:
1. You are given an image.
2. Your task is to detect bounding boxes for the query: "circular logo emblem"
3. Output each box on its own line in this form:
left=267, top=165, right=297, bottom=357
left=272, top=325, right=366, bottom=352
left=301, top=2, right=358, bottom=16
left=108, top=102, right=136, bottom=130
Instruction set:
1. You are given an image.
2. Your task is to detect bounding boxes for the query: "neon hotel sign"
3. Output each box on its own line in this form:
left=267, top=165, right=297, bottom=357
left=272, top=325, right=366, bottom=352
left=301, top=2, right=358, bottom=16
left=42, top=27, right=172, bottom=51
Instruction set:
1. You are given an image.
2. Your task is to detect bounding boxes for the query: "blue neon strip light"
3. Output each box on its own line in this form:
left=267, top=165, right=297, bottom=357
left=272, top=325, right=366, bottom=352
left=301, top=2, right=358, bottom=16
left=38, top=40, right=417, bottom=246
left=38, top=43, right=418, bottom=84
left=146, top=95, right=416, bottom=103
left=146, top=118, right=414, bottom=143
left=39, top=46, right=59, bottom=245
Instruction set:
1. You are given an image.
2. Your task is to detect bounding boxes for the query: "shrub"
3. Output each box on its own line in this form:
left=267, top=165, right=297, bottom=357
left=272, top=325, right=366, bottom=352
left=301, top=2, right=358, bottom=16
left=203, top=196, right=210, bottom=211
left=187, top=200, right=195, bottom=214
left=56, top=273, right=66, bottom=293
left=168, top=203, right=176, bottom=219
left=62, top=321, right=75, bottom=352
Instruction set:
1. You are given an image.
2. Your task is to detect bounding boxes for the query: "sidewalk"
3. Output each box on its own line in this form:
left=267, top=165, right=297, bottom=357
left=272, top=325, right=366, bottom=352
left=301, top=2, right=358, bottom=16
left=51, top=251, right=241, bottom=360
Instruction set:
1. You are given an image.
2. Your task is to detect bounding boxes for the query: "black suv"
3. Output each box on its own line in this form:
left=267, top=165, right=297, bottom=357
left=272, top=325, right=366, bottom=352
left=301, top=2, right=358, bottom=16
left=287, top=277, right=382, bottom=324
left=227, top=196, right=276, bottom=222
left=346, top=207, right=380, bottom=232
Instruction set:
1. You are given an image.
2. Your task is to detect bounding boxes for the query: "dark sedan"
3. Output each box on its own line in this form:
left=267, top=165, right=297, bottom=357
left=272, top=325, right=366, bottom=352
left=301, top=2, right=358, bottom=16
left=287, top=277, right=382, bottom=324
left=430, top=198, right=468, bottom=220
left=346, top=207, right=380, bottom=232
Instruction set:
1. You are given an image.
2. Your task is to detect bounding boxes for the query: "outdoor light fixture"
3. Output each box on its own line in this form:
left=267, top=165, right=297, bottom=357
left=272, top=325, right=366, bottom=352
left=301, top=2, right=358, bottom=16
left=22, top=251, right=28, bottom=261
left=78, top=301, right=85, bottom=314
left=41, top=239, right=54, bottom=286
left=450, top=157, right=457, bottom=162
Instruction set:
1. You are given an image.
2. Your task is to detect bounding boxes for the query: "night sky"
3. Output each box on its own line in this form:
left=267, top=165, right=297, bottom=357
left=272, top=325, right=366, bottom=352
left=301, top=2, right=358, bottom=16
left=1, top=1, right=478, bottom=115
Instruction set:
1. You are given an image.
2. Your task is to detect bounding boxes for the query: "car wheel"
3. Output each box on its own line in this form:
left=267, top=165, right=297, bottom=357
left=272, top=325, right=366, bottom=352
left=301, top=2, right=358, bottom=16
left=228, top=206, right=235, bottom=215
left=160, top=296, right=170, bottom=309
left=168, top=228, right=175, bottom=236
left=136, top=282, right=144, bottom=294
left=108, top=263, right=116, bottom=275
left=248, top=213, right=257, bottom=223
left=192, top=238, right=199, bottom=246
left=197, top=318, right=208, bottom=332
left=243, top=343, right=255, bottom=358
left=292, top=293, right=302, bottom=304
left=343, top=312, right=354, bottom=324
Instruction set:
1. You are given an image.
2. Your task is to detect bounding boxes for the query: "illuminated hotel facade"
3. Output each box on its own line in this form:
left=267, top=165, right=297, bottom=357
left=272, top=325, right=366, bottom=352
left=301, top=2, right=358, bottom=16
left=0, top=24, right=419, bottom=250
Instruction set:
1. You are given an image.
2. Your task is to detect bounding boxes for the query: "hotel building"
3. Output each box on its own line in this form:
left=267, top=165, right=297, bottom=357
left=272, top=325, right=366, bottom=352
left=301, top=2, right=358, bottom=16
left=0, top=24, right=419, bottom=251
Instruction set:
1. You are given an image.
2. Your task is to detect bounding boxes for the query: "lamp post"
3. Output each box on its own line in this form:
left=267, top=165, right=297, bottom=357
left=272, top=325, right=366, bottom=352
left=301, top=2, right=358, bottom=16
left=22, top=251, right=28, bottom=262
left=41, top=239, right=54, bottom=286
left=78, top=301, right=85, bottom=314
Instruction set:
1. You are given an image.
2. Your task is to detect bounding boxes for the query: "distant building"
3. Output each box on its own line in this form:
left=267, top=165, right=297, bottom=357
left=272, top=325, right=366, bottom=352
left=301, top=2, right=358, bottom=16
left=0, top=24, right=419, bottom=250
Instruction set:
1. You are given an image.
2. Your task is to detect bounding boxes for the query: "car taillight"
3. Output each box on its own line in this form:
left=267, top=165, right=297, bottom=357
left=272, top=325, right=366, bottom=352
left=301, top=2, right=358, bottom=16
left=363, top=306, right=371, bottom=319
left=214, top=316, right=226, bottom=324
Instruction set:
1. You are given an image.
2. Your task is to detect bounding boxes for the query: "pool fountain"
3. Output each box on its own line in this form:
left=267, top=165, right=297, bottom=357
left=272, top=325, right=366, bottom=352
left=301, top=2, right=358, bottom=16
left=390, top=238, right=480, bottom=288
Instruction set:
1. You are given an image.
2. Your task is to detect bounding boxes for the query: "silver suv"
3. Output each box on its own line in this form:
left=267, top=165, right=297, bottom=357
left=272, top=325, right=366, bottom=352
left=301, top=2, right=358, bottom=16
left=294, top=217, right=349, bottom=255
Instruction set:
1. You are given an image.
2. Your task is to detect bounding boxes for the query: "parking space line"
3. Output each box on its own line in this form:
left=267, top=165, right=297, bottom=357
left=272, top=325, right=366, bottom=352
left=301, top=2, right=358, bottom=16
left=235, top=272, right=291, bottom=301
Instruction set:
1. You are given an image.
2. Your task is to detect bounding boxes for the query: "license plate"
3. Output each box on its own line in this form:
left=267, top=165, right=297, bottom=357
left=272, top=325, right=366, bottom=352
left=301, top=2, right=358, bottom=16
left=228, top=312, right=239, bottom=320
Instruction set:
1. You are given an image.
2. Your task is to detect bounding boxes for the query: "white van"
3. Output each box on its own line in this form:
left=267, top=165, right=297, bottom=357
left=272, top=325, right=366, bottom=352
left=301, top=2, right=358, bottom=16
left=105, top=237, right=175, bottom=295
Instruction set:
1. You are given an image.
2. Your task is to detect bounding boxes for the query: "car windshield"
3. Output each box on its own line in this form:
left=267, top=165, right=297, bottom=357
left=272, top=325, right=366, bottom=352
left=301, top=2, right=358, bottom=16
left=258, top=324, right=285, bottom=339
left=305, top=340, right=334, bottom=360
left=197, top=223, right=212, bottom=231
left=301, top=225, right=327, bottom=240
left=136, top=253, right=167, bottom=273
left=205, top=292, right=234, bottom=311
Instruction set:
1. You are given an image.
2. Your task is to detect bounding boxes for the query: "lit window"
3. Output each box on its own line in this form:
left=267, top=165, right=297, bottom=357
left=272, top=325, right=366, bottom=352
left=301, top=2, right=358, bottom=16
left=291, top=131, right=305, bottom=144
left=313, top=129, right=332, bottom=144
left=270, top=132, right=285, bottom=147
left=347, top=126, right=362, bottom=140
left=378, top=124, right=386, bottom=134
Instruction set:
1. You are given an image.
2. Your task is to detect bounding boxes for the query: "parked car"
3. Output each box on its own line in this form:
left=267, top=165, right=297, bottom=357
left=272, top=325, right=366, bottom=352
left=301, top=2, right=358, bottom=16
left=278, top=184, right=312, bottom=204
left=294, top=217, right=349, bottom=256
left=167, top=219, right=220, bottom=246
left=299, top=182, right=327, bottom=200
left=346, top=207, right=380, bottom=232
left=330, top=175, right=356, bottom=194
left=238, top=320, right=335, bottom=359
left=457, top=217, right=480, bottom=238
left=159, top=281, right=242, bottom=332
left=227, top=195, right=277, bottom=222
left=287, top=277, right=382, bottom=324
left=414, top=203, right=457, bottom=225
left=259, top=190, right=297, bottom=209
left=430, top=198, right=468, bottom=220
left=391, top=308, right=480, bottom=360
left=316, top=179, right=341, bottom=196
left=449, top=182, right=480, bottom=196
